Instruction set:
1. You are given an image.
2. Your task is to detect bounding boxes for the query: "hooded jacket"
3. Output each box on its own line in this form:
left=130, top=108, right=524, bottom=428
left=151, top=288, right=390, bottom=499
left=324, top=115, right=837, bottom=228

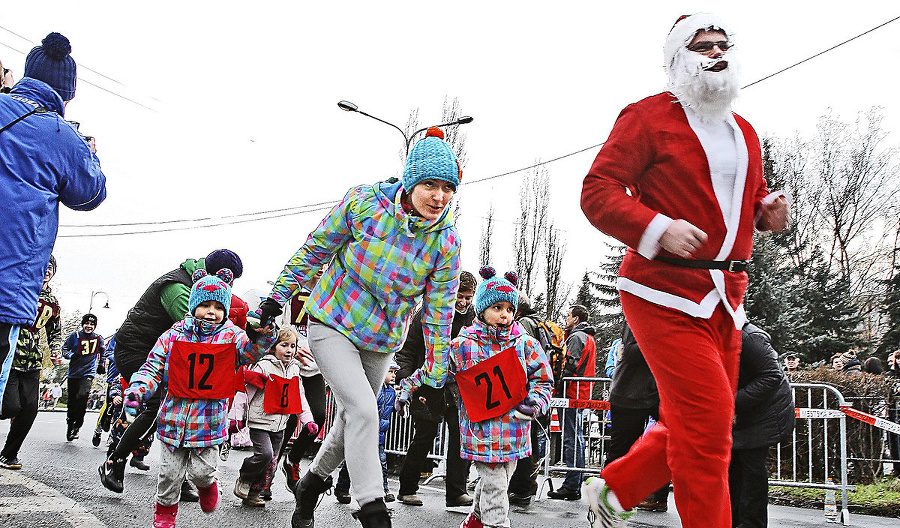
left=563, top=321, right=597, bottom=400
left=129, top=316, right=275, bottom=448
left=376, top=383, right=397, bottom=446
left=0, top=78, right=106, bottom=325
left=609, top=323, right=659, bottom=410
left=733, top=323, right=795, bottom=450
left=245, top=355, right=312, bottom=432
left=271, top=178, right=461, bottom=389
left=450, top=319, right=553, bottom=463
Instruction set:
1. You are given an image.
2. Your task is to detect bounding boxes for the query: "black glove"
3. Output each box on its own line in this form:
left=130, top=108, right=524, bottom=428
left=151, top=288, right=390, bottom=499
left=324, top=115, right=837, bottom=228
left=257, top=297, right=283, bottom=327
left=96, top=360, right=106, bottom=375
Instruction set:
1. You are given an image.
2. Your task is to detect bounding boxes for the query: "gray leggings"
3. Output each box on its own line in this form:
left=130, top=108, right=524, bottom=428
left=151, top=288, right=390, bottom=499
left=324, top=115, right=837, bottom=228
left=307, top=321, right=394, bottom=507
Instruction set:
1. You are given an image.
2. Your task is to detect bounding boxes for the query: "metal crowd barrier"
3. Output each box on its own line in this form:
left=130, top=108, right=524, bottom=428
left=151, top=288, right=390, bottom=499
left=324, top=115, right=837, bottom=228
left=538, top=376, right=610, bottom=498
left=541, top=379, right=859, bottom=525
left=319, top=386, right=450, bottom=481
left=316, top=376, right=894, bottom=526
left=773, top=383, right=852, bottom=525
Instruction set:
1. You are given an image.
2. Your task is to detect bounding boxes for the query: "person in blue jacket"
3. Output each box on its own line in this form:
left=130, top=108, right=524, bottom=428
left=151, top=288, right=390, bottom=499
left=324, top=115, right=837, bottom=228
left=0, top=32, right=106, bottom=404
left=61, top=313, right=106, bottom=441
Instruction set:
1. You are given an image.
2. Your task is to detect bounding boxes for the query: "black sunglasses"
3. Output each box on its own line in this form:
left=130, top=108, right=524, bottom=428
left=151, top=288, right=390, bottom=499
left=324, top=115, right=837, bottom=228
left=687, top=40, right=731, bottom=53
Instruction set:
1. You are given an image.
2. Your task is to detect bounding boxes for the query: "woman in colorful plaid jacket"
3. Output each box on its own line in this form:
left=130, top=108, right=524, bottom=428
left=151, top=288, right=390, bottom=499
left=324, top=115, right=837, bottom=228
left=261, top=127, right=462, bottom=528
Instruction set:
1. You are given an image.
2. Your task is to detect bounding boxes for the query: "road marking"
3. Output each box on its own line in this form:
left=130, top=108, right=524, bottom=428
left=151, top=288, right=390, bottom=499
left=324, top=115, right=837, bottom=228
left=0, top=470, right=105, bottom=527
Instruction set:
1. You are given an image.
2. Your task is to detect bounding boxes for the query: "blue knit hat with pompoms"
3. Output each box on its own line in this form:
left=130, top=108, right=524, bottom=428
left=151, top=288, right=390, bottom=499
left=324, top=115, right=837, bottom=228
left=24, top=32, right=77, bottom=101
left=474, top=266, right=519, bottom=317
left=402, top=127, right=461, bottom=192
left=189, top=268, right=233, bottom=315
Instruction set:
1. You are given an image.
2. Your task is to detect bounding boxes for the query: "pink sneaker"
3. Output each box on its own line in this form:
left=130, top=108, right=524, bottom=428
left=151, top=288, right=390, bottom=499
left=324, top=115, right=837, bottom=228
left=459, top=512, right=484, bottom=528
left=198, top=481, right=220, bottom=513
left=153, top=502, right=177, bottom=528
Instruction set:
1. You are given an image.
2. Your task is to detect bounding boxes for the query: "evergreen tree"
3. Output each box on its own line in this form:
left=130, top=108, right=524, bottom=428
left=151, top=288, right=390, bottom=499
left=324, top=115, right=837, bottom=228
left=531, top=292, right=547, bottom=320
left=745, top=231, right=800, bottom=354
left=573, top=271, right=599, bottom=324
left=793, top=247, right=864, bottom=364
left=878, top=248, right=900, bottom=355
left=592, top=242, right=626, bottom=346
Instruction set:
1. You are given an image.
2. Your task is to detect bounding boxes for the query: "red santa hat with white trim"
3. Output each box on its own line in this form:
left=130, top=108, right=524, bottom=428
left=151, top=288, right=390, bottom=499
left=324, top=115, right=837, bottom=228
left=664, top=13, right=732, bottom=72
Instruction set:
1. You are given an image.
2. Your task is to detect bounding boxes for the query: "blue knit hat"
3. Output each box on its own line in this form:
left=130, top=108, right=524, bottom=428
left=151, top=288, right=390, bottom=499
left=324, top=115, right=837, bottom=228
left=402, top=127, right=461, bottom=192
left=189, top=269, right=233, bottom=316
left=205, top=249, right=243, bottom=279
left=474, top=266, right=519, bottom=317
left=24, top=33, right=77, bottom=101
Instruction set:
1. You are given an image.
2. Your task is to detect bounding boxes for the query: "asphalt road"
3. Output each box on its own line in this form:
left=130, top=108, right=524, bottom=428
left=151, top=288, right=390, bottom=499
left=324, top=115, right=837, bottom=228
left=1, top=410, right=896, bottom=527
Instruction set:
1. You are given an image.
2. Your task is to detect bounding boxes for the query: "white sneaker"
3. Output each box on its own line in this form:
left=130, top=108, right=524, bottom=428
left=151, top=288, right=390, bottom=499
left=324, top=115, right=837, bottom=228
left=584, top=477, right=633, bottom=528
left=219, top=440, right=231, bottom=462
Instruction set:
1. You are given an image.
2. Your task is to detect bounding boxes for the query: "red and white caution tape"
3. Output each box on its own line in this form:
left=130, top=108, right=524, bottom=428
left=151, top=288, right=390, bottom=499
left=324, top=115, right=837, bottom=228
left=550, top=397, right=611, bottom=411
left=840, top=406, right=900, bottom=435
left=794, top=406, right=900, bottom=434
left=795, top=408, right=844, bottom=419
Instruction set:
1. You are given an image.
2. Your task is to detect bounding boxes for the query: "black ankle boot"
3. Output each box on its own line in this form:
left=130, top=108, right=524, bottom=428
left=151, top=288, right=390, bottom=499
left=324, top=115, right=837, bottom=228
left=98, top=457, right=126, bottom=493
left=353, top=499, right=391, bottom=528
left=292, top=472, right=333, bottom=528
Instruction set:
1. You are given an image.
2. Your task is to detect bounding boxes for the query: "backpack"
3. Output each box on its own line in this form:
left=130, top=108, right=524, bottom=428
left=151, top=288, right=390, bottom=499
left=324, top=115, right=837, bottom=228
left=535, top=320, right=567, bottom=395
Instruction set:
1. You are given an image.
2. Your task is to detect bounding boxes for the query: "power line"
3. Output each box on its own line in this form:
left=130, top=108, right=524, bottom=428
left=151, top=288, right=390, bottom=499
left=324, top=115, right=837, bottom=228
left=0, top=31, right=157, bottom=112
left=60, top=199, right=340, bottom=228
left=0, top=25, right=128, bottom=87
left=58, top=204, right=336, bottom=238
left=57, top=12, right=899, bottom=238
left=742, top=14, right=900, bottom=89
left=461, top=142, right=605, bottom=186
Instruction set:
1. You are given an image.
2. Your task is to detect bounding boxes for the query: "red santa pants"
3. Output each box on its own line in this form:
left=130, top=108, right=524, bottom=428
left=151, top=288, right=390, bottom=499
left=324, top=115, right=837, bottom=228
left=601, top=291, right=741, bottom=528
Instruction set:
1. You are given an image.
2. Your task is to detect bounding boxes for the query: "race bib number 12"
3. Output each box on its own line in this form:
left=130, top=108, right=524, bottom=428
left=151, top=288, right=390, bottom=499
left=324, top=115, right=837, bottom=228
left=456, top=347, right=528, bottom=422
left=168, top=342, right=237, bottom=399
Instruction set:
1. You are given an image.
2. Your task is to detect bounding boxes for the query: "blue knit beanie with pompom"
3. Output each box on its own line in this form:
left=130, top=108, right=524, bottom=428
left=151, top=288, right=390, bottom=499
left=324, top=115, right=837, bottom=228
left=402, top=127, right=461, bottom=192
left=474, top=266, right=519, bottom=318
left=24, top=32, right=77, bottom=101
left=189, top=269, right=233, bottom=316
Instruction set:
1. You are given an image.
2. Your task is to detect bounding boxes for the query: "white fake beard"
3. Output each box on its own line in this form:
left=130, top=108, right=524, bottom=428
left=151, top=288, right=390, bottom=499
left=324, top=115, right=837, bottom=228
left=667, top=48, right=741, bottom=123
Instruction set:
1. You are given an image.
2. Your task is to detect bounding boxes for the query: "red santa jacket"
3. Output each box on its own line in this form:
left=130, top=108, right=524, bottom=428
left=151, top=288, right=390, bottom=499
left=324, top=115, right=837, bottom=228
left=581, top=93, right=772, bottom=326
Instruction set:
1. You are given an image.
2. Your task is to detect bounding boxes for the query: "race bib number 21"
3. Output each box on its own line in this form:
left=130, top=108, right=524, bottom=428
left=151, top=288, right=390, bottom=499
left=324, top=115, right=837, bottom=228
left=455, top=347, right=528, bottom=422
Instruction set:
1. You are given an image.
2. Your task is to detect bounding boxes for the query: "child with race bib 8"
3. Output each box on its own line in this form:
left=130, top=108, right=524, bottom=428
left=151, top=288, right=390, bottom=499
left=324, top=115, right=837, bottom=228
left=123, top=268, right=276, bottom=528
left=234, top=326, right=317, bottom=506
left=447, top=266, right=553, bottom=528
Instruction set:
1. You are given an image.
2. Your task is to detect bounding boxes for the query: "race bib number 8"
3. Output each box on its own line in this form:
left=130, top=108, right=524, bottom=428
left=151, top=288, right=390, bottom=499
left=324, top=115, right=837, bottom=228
left=30, top=299, right=59, bottom=332
left=456, top=347, right=528, bottom=422
left=168, top=342, right=237, bottom=399
left=79, top=336, right=101, bottom=356
left=263, top=374, right=304, bottom=414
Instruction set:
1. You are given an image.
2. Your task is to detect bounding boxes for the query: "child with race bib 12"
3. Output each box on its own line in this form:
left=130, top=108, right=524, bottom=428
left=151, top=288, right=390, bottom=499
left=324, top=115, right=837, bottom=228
left=123, top=268, right=275, bottom=528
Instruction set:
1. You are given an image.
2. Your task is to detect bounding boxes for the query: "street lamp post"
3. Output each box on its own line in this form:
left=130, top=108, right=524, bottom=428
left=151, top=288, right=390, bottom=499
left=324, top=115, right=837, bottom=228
left=89, top=291, right=110, bottom=313
left=337, top=100, right=473, bottom=156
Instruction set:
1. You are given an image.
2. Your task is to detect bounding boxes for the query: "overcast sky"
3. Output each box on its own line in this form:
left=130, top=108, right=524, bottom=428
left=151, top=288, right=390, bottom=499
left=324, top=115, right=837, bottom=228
left=3, top=1, right=899, bottom=336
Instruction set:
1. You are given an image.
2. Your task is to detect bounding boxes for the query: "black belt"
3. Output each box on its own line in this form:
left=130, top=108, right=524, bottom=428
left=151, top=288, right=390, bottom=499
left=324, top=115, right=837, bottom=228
left=655, top=256, right=749, bottom=273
